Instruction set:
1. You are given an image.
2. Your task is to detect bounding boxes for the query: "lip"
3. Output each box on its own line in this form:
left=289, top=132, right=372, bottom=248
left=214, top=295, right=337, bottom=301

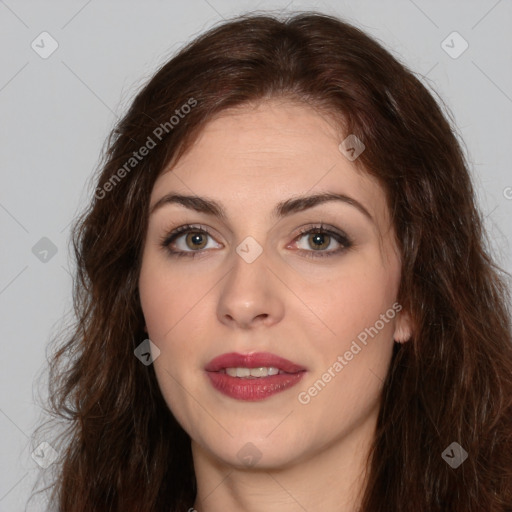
left=204, top=352, right=307, bottom=373
left=204, top=352, right=307, bottom=401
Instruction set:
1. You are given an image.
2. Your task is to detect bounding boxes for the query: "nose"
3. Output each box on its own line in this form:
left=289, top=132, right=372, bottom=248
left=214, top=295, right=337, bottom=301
left=216, top=247, right=285, bottom=329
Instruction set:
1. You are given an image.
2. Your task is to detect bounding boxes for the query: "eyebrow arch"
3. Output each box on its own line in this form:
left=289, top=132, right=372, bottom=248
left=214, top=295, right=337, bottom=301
left=150, top=191, right=374, bottom=223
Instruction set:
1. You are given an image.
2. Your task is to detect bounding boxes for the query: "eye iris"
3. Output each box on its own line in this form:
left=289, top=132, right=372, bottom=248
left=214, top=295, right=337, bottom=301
left=309, top=233, right=329, bottom=250
left=186, top=232, right=207, bottom=250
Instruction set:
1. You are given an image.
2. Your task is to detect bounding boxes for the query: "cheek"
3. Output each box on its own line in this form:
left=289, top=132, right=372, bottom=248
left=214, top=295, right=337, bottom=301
left=295, top=264, right=400, bottom=424
left=138, top=256, right=205, bottom=413
left=138, top=252, right=206, bottom=342
left=138, top=268, right=174, bottom=341
left=138, top=253, right=222, bottom=390
left=302, top=256, right=400, bottom=344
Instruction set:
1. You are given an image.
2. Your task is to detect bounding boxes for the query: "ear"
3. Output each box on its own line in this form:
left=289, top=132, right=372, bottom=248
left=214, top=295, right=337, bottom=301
left=393, top=309, right=413, bottom=343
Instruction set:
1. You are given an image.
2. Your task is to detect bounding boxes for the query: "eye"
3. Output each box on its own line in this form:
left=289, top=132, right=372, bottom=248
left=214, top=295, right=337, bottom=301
left=160, top=224, right=222, bottom=258
left=160, top=222, right=353, bottom=259
left=291, top=223, right=353, bottom=258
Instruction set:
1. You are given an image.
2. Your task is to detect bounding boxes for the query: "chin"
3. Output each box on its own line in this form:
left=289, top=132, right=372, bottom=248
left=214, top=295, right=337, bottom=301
left=221, top=444, right=301, bottom=471
left=193, top=430, right=305, bottom=470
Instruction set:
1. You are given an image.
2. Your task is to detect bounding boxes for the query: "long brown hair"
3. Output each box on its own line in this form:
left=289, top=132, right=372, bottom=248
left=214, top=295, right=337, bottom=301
left=33, top=11, right=512, bottom=511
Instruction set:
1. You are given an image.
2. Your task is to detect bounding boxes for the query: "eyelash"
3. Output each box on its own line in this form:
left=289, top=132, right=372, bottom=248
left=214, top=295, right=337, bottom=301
left=160, top=223, right=353, bottom=260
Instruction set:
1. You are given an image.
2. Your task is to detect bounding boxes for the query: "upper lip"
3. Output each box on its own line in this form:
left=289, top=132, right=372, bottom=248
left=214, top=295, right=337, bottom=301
left=205, top=352, right=307, bottom=374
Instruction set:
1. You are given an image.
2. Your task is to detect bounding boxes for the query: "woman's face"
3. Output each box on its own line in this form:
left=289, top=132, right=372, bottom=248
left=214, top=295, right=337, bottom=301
left=138, top=99, right=411, bottom=470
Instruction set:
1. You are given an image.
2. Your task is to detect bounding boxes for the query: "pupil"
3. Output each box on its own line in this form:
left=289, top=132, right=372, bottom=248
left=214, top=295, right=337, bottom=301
left=311, top=233, right=328, bottom=250
left=188, top=233, right=205, bottom=248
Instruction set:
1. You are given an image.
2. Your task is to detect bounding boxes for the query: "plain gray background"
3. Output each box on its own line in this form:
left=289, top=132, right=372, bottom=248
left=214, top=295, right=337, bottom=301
left=0, top=0, right=511, bottom=510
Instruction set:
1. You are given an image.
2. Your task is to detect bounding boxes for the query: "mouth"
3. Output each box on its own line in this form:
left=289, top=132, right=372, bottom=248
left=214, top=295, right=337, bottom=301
left=204, top=352, right=307, bottom=401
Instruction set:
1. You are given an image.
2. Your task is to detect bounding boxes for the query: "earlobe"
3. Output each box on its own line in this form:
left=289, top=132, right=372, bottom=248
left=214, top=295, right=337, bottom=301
left=393, top=309, right=413, bottom=343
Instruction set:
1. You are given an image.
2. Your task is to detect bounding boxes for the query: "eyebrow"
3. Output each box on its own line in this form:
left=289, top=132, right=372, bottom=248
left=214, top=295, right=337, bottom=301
left=150, top=191, right=374, bottom=223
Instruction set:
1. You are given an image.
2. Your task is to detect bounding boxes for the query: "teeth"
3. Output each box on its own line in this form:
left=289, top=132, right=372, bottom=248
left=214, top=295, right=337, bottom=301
left=225, top=367, right=281, bottom=378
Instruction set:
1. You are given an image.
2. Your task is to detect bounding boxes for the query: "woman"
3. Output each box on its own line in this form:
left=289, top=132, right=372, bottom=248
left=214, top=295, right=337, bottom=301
left=35, top=11, right=512, bottom=512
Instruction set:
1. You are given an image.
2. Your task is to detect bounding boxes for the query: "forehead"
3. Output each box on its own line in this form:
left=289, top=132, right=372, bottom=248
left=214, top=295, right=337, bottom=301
left=151, top=99, right=391, bottom=231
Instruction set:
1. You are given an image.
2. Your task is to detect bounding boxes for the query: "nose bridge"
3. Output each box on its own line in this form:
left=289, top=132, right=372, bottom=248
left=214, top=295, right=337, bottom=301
left=216, top=236, right=283, bottom=327
left=225, top=236, right=268, bottom=304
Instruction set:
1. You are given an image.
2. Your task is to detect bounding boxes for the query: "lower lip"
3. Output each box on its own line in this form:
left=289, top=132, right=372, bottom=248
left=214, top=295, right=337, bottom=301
left=205, top=371, right=306, bottom=401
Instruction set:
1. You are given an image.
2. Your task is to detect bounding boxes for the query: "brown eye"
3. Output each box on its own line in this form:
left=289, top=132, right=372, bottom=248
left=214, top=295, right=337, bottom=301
left=161, top=223, right=352, bottom=260
left=292, top=225, right=353, bottom=259
left=161, top=224, right=222, bottom=258
left=184, top=232, right=208, bottom=250
left=307, top=232, right=331, bottom=251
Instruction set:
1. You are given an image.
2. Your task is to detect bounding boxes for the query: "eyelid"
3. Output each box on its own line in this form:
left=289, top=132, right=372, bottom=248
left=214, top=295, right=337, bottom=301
left=160, top=223, right=219, bottom=247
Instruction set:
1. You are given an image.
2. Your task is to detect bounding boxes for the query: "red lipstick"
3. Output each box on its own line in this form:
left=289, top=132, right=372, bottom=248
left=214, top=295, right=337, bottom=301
left=204, top=352, right=307, bottom=401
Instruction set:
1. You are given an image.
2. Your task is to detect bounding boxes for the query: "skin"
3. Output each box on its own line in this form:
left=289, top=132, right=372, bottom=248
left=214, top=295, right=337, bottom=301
left=138, top=98, right=412, bottom=512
